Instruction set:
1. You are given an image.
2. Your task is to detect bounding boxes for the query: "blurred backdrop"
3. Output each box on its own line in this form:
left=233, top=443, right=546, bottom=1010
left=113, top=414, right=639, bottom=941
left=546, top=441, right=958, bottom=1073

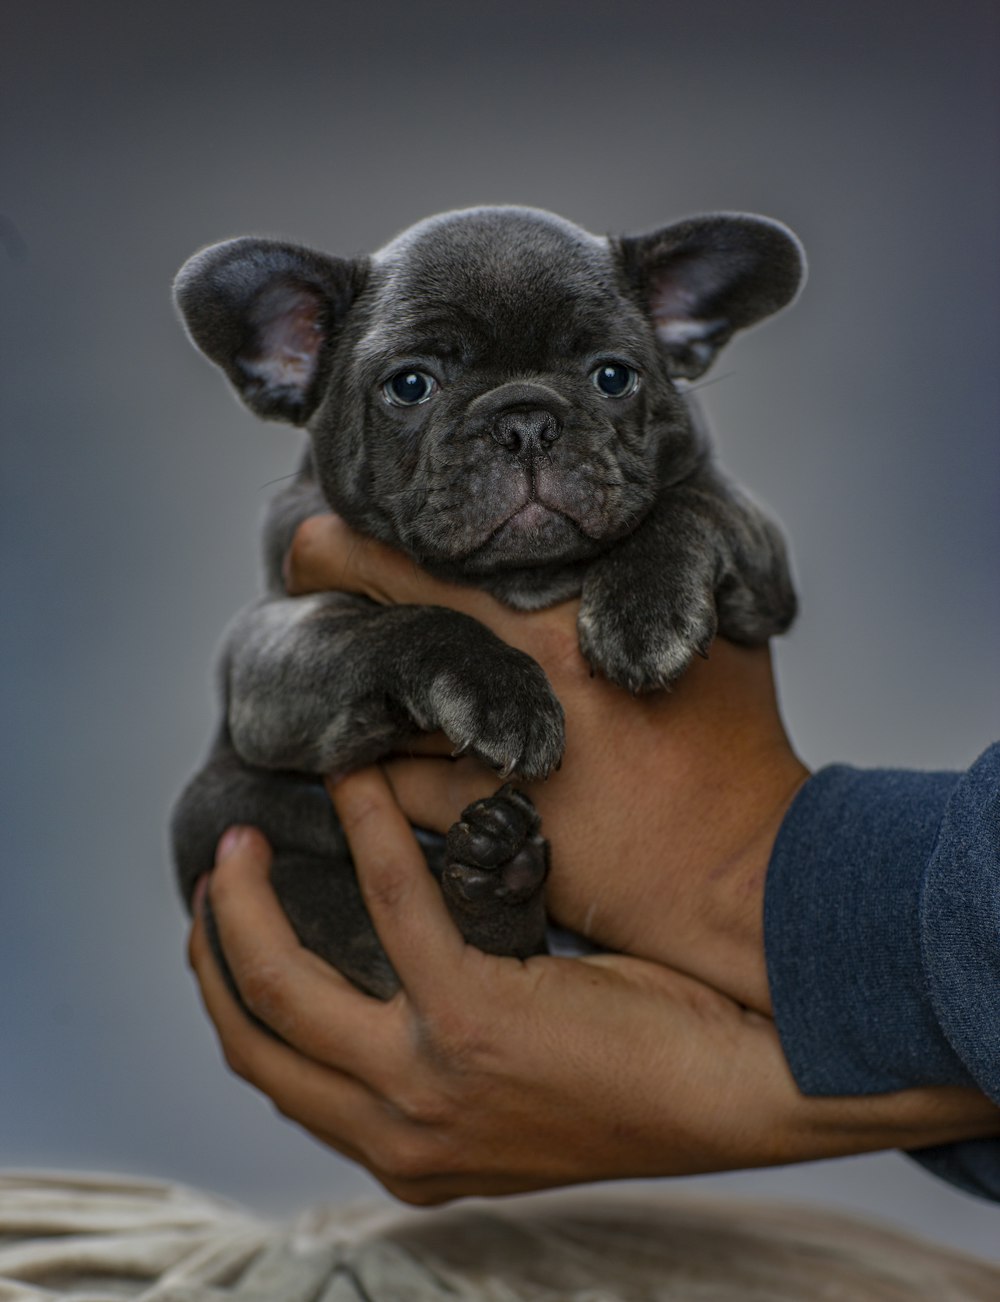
left=4, top=0, right=999, bottom=1260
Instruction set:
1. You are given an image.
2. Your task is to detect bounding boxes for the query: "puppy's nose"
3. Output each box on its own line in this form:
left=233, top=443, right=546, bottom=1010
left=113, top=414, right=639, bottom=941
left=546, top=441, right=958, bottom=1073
left=491, top=408, right=560, bottom=454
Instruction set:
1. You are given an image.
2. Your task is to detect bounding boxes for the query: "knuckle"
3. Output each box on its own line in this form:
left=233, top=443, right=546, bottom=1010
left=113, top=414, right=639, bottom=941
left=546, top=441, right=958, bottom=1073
left=269, top=1094, right=298, bottom=1125
left=383, top=1180, right=452, bottom=1208
left=337, top=791, right=386, bottom=839
left=372, top=1133, right=436, bottom=1184
left=287, top=513, right=333, bottom=578
left=238, top=960, right=291, bottom=1023
left=390, top=1084, right=453, bottom=1129
left=221, top=1041, right=251, bottom=1080
left=363, top=858, right=414, bottom=916
left=420, top=1006, right=492, bottom=1072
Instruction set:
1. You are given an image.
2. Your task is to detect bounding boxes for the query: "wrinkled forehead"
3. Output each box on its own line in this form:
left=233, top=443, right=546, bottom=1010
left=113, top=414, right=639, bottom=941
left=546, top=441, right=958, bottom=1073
left=361, top=208, right=631, bottom=362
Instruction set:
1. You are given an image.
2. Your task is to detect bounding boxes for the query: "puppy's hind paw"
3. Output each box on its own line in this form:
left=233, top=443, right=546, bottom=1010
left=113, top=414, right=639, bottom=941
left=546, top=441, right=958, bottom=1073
left=441, top=785, right=549, bottom=958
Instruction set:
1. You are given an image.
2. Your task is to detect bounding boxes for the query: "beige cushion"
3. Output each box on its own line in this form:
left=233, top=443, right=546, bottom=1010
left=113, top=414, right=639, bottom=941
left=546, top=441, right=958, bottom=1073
left=1, top=1171, right=997, bottom=1300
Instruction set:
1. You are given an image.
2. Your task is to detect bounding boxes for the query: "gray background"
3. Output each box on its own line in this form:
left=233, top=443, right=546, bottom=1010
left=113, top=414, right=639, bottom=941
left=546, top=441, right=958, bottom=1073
left=4, top=0, right=999, bottom=1263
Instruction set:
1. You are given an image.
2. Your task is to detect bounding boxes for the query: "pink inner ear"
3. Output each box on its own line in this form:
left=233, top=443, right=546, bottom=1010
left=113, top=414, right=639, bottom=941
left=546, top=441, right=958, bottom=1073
left=245, top=283, right=325, bottom=394
left=649, top=277, right=699, bottom=327
left=648, top=277, right=726, bottom=361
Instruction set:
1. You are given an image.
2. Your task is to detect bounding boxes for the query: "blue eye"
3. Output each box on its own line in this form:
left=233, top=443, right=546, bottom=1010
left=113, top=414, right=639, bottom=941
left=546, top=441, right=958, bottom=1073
left=383, top=370, right=437, bottom=406
left=591, top=363, right=639, bottom=398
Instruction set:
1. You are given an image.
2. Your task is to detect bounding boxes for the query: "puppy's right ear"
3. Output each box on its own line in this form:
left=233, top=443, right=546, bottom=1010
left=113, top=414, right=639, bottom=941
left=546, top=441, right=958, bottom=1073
left=616, top=215, right=805, bottom=380
left=174, top=239, right=366, bottom=425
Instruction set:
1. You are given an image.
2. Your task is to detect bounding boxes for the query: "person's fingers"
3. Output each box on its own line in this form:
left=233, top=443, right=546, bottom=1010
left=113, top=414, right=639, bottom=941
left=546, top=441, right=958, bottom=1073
left=284, top=513, right=406, bottom=599
left=325, top=769, right=471, bottom=1007
left=391, top=731, right=459, bottom=759
left=286, top=513, right=503, bottom=623
left=205, top=826, right=393, bottom=1077
left=188, top=903, right=385, bottom=1165
left=381, top=756, right=499, bottom=836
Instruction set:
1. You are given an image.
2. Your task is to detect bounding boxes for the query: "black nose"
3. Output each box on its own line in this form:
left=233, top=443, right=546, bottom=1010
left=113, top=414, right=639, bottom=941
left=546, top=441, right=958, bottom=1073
left=491, top=407, right=560, bottom=454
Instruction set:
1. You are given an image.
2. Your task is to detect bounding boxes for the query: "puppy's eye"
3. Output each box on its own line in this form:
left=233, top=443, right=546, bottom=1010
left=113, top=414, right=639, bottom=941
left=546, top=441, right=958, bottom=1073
left=591, top=363, right=639, bottom=398
left=383, top=370, right=437, bottom=406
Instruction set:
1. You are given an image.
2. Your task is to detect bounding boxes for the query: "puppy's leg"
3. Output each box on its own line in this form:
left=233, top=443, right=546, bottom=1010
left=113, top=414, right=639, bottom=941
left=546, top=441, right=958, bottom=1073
left=579, top=468, right=796, bottom=691
left=439, top=785, right=549, bottom=960
left=199, top=846, right=402, bottom=1005
left=223, top=594, right=565, bottom=781
left=173, top=730, right=339, bottom=907
left=175, top=739, right=404, bottom=997
left=710, top=486, right=798, bottom=644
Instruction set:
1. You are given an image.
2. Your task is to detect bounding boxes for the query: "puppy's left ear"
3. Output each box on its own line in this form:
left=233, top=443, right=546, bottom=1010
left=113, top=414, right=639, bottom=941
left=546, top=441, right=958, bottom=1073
left=617, top=214, right=805, bottom=380
left=174, top=238, right=367, bottom=424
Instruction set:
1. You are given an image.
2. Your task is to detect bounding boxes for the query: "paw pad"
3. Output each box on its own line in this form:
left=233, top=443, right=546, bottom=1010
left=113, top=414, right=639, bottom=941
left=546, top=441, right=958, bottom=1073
left=443, top=785, right=547, bottom=908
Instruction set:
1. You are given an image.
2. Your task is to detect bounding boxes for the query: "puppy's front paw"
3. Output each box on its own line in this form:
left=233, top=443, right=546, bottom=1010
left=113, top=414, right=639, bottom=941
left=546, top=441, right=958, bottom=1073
left=578, top=578, right=717, bottom=693
left=442, top=785, right=548, bottom=959
left=425, top=654, right=565, bottom=780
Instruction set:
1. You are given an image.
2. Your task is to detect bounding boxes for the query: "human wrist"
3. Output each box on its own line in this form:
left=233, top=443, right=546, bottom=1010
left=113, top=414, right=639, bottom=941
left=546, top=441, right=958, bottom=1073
left=742, top=1006, right=1000, bottom=1167
left=606, top=737, right=808, bottom=1017
left=696, top=751, right=810, bottom=1014
left=785, top=1083, right=1000, bottom=1164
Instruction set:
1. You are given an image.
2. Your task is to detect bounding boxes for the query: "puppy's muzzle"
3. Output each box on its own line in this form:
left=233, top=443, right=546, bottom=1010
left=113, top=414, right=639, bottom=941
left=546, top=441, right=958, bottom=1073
left=467, top=381, right=570, bottom=455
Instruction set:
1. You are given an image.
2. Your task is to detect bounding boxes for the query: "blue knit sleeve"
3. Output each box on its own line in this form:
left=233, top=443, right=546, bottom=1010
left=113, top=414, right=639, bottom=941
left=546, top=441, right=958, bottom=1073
left=764, top=743, right=1000, bottom=1199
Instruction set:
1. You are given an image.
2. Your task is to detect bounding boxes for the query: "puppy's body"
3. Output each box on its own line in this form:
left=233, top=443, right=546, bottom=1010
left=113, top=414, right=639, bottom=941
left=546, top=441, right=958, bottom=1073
left=173, top=207, right=802, bottom=997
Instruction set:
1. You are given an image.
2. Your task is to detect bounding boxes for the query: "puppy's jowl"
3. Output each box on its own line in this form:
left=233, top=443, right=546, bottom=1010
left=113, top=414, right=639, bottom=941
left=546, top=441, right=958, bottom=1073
left=173, top=206, right=802, bottom=999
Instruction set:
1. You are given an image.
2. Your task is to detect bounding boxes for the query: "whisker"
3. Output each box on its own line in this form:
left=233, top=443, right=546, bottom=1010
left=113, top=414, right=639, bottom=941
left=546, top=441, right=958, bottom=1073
left=257, top=472, right=304, bottom=491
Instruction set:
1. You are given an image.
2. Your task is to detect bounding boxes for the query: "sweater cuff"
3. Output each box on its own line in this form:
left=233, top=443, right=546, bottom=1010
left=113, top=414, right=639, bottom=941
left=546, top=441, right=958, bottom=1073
left=764, top=763, right=976, bottom=1095
left=920, top=742, right=1000, bottom=1105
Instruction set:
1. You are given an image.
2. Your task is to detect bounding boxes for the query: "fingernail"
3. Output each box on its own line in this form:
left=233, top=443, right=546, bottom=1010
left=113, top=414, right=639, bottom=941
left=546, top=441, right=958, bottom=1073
left=216, top=825, right=251, bottom=864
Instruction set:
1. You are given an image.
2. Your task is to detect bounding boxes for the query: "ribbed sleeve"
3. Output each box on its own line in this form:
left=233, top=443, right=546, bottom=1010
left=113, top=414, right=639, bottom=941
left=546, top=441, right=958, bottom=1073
left=764, top=744, right=1000, bottom=1200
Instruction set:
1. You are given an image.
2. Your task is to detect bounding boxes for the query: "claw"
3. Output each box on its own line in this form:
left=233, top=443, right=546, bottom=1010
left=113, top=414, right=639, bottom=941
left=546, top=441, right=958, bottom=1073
left=451, top=741, right=471, bottom=758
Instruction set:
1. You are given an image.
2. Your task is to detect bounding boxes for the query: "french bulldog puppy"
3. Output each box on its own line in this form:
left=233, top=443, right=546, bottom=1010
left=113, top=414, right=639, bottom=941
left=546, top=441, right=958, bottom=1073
left=172, top=206, right=802, bottom=999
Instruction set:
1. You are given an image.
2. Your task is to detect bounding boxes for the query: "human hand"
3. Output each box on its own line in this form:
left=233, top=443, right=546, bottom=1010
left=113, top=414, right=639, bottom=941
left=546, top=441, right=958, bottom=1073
left=286, top=514, right=809, bottom=1013
left=188, top=773, right=1000, bottom=1205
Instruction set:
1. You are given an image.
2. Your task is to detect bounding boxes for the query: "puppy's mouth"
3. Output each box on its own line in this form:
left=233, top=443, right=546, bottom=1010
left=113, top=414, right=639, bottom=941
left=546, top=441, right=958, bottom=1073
left=398, top=439, right=648, bottom=572
left=467, top=496, right=586, bottom=564
left=494, top=500, right=568, bottom=535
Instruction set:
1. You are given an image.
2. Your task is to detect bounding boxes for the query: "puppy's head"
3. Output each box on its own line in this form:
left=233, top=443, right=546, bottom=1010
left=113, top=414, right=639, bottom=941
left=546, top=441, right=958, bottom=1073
left=176, top=207, right=803, bottom=595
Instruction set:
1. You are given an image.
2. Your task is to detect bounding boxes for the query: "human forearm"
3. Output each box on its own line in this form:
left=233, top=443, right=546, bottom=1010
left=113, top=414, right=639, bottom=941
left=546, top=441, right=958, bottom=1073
left=188, top=776, right=1000, bottom=1205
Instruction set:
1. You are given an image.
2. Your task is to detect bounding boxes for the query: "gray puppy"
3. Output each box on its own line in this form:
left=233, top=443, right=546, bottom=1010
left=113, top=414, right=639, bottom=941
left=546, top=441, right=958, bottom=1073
left=172, top=206, right=802, bottom=999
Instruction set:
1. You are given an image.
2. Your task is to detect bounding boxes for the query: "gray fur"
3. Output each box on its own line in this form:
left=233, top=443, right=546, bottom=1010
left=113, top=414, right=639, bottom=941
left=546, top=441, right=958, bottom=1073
left=172, top=206, right=803, bottom=998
